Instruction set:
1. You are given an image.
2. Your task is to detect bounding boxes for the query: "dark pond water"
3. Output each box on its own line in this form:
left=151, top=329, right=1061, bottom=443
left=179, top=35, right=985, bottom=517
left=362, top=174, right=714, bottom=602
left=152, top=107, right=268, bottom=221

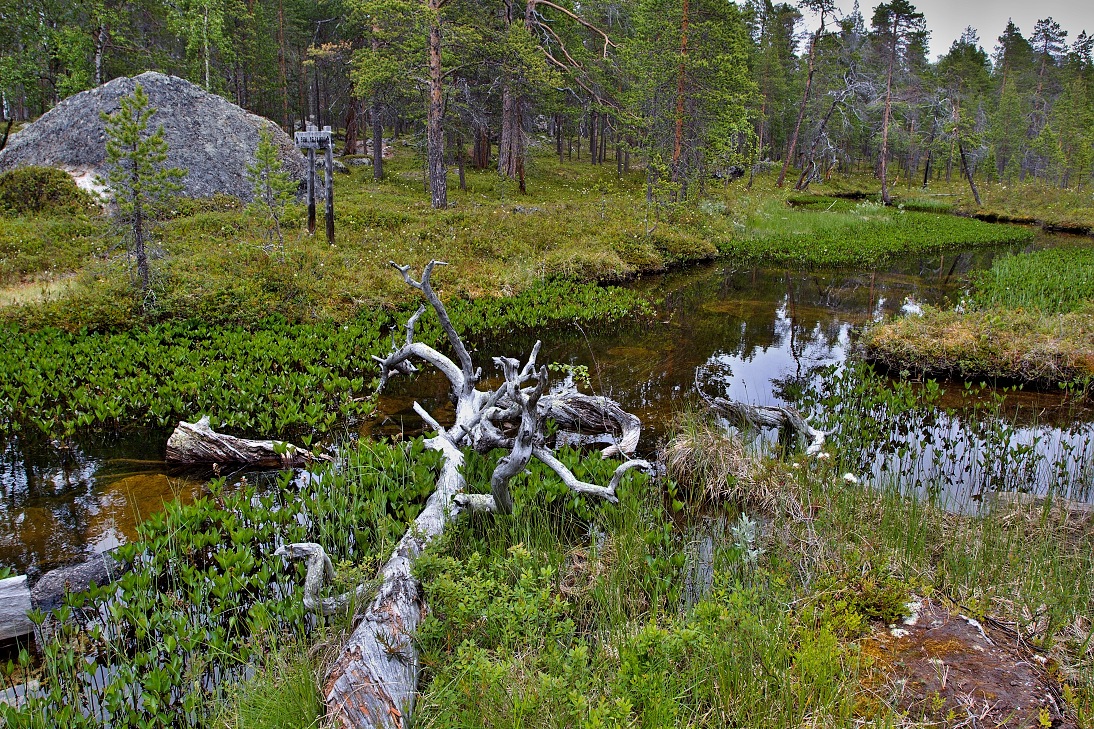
left=3, top=233, right=1092, bottom=575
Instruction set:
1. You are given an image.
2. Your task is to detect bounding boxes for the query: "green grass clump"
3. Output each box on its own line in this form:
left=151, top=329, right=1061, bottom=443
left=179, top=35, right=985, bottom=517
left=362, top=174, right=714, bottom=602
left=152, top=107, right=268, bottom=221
left=972, top=247, right=1094, bottom=313
left=724, top=197, right=1034, bottom=267
left=861, top=305, right=1094, bottom=387
left=216, top=638, right=322, bottom=729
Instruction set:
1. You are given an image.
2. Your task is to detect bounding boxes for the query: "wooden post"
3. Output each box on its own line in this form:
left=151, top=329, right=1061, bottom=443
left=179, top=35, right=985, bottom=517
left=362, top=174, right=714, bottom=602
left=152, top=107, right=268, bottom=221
left=324, top=127, right=335, bottom=244
left=307, top=146, right=316, bottom=235
left=296, top=124, right=334, bottom=238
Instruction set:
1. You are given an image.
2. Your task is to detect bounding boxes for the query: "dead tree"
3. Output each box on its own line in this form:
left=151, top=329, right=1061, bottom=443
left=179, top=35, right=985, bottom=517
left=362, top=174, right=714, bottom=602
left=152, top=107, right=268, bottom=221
left=166, top=416, right=328, bottom=467
left=280, top=261, right=650, bottom=729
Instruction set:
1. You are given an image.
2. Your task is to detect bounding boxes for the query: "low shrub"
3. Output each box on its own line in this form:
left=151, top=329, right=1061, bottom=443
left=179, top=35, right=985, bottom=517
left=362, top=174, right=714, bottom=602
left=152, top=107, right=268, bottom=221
left=0, top=166, right=96, bottom=216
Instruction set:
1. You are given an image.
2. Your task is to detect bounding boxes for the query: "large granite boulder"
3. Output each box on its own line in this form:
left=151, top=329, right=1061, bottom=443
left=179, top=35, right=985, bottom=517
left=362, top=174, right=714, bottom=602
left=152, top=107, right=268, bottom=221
left=0, top=72, right=309, bottom=201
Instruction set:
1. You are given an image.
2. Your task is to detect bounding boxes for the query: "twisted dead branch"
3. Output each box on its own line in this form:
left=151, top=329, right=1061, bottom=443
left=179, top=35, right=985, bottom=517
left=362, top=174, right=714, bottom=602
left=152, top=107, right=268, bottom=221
left=281, top=261, right=650, bottom=729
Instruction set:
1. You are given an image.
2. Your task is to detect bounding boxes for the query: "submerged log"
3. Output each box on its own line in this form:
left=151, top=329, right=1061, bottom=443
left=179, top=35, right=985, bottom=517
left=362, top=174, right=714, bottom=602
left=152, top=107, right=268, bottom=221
left=708, top=396, right=829, bottom=456
left=165, top=416, right=327, bottom=467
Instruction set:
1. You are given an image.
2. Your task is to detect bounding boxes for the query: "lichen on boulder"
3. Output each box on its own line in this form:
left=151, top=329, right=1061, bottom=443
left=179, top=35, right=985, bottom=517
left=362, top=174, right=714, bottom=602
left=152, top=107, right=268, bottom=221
left=0, top=72, right=310, bottom=202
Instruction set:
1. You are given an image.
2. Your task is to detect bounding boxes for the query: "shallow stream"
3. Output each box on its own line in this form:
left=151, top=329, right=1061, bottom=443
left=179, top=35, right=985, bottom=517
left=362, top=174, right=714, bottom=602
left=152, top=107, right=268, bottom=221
left=3, top=232, right=1092, bottom=575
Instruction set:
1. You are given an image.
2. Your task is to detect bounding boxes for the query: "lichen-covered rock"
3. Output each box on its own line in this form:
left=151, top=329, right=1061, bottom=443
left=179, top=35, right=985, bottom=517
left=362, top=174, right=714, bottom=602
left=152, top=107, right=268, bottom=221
left=0, top=72, right=309, bottom=201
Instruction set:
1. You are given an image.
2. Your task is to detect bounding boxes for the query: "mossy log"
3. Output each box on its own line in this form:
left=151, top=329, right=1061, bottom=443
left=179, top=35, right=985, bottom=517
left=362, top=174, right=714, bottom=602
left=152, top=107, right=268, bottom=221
left=165, top=416, right=326, bottom=467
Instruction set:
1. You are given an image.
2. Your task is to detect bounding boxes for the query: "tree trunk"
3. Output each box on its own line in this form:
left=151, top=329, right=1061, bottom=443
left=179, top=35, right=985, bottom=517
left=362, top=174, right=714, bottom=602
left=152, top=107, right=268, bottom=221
left=132, top=175, right=149, bottom=295
left=456, top=131, right=466, bottom=190
left=427, top=12, right=447, bottom=209
left=93, top=24, right=107, bottom=86
left=556, top=113, right=563, bottom=163
left=371, top=101, right=384, bottom=181
left=0, top=576, right=33, bottom=641
left=165, top=416, right=326, bottom=467
left=344, top=101, right=359, bottom=156
left=589, top=109, right=598, bottom=164
left=672, top=0, right=689, bottom=182
left=499, top=86, right=521, bottom=179
left=879, top=17, right=897, bottom=205
left=958, top=138, right=981, bottom=207
left=778, top=12, right=825, bottom=188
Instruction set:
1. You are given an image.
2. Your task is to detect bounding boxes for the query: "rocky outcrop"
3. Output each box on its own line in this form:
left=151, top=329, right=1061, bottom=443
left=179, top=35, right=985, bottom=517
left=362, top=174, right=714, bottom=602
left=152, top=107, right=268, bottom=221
left=0, top=72, right=309, bottom=201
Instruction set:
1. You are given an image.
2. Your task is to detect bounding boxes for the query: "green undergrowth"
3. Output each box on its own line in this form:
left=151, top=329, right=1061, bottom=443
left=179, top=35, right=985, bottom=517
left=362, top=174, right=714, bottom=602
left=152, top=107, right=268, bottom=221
left=0, top=437, right=441, bottom=728
left=724, top=195, right=1033, bottom=267
left=412, top=448, right=893, bottom=728
left=0, top=279, right=650, bottom=439
left=971, top=247, right=1094, bottom=313
left=0, top=150, right=1047, bottom=332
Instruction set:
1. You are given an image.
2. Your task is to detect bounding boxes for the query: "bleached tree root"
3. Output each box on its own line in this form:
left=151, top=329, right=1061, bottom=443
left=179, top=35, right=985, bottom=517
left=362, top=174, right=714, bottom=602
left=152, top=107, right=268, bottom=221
left=279, top=261, right=650, bottom=729
left=707, top=396, right=830, bottom=456
left=166, top=416, right=327, bottom=467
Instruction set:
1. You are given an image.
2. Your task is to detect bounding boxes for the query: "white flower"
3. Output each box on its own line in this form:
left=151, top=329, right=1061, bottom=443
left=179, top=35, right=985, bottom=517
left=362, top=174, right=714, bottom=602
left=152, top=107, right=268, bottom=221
left=842, top=473, right=860, bottom=485
left=816, top=452, right=831, bottom=461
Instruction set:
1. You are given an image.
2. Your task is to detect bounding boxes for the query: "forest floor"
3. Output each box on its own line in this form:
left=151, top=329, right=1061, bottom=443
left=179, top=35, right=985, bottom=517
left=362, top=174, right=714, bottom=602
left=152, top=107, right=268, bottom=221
left=0, top=147, right=1035, bottom=332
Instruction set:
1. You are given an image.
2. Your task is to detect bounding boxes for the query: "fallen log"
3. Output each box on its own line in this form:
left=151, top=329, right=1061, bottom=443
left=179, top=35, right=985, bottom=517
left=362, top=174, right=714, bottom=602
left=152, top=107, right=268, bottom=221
left=707, top=396, right=830, bottom=456
left=278, top=261, right=649, bottom=729
left=166, top=416, right=328, bottom=467
left=0, top=576, right=33, bottom=641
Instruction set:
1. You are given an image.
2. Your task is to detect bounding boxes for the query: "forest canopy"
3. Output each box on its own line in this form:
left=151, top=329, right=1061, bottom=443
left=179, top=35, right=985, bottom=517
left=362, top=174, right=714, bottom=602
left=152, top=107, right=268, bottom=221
left=0, top=0, right=1091, bottom=200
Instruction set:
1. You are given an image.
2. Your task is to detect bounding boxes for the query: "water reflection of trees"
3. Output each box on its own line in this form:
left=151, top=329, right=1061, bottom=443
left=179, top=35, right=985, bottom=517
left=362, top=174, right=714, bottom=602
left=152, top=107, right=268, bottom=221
left=0, top=431, right=201, bottom=575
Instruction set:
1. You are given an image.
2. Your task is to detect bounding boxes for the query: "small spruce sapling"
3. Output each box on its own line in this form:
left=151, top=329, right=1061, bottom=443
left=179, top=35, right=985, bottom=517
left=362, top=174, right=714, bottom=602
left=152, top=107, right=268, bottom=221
left=100, top=83, right=186, bottom=299
left=246, top=127, right=297, bottom=260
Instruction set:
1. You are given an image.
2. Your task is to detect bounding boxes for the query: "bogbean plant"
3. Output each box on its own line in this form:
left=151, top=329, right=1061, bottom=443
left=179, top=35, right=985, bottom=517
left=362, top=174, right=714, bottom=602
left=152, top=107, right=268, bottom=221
left=0, top=438, right=441, bottom=728
left=795, top=361, right=1094, bottom=502
left=0, top=281, right=652, bottom=440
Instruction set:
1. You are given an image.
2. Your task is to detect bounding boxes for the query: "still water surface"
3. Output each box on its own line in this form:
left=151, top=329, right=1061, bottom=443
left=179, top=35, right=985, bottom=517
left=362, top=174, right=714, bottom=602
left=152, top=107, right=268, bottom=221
left=3, top=234, right=1091, bottom=575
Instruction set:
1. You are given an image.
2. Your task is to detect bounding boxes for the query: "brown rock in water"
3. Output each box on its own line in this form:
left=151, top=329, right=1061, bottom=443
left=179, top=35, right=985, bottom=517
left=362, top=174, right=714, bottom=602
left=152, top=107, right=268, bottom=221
left=0, top=72, right=310, bottom=201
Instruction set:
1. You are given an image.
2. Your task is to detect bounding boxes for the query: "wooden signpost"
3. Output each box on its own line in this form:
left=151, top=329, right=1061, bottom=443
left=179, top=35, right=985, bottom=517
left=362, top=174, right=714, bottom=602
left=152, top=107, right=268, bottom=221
left=294, top=124, right=335, bottom=244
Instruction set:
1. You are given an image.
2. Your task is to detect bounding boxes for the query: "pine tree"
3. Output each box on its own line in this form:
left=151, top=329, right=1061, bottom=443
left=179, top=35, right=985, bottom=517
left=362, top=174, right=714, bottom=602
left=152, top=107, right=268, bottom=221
left=101, top=83, right=186, bottom=297
left=246, top=126, right=298, bottom=260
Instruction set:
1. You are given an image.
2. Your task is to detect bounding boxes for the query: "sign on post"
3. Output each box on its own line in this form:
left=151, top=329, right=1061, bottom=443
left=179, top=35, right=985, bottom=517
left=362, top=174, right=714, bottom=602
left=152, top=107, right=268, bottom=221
left=293, top=125, right=335, bottom=244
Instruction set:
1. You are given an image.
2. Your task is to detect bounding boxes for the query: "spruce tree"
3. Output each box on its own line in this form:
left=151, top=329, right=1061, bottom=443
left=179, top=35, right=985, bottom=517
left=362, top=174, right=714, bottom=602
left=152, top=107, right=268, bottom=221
left=101, top=83, right=186, bottom=297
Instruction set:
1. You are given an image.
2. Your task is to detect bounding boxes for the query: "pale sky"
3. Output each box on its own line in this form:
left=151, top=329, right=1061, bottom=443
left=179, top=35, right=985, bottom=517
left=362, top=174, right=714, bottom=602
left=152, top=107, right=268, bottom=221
left=800, top=0, right=1094, bottom=61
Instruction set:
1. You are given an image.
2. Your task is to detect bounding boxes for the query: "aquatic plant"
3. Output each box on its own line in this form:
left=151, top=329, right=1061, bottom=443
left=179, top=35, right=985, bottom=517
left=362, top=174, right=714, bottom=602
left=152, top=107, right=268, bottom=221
left=0, top=438, right=439, bottom=728
left=971, top=247, right=1094, bottom=313
left=0, top=280, right=650, bottom=439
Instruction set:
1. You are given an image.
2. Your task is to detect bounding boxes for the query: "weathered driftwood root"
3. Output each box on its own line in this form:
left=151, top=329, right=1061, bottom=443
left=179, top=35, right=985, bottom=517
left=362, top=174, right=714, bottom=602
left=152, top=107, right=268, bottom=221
left=540, top=391, right=641, bottom=458
left=695, top=372, right=830, bottom=457
left=166, top=416, right=327, bottom=467
left=707, top=397, right=829, bottom=456
left=282, top=261, right=650, bottom=729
